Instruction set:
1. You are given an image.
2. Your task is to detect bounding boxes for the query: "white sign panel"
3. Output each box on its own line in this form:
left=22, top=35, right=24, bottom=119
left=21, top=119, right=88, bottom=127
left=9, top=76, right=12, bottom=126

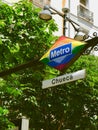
left=42, top=69, right=86, bottom=89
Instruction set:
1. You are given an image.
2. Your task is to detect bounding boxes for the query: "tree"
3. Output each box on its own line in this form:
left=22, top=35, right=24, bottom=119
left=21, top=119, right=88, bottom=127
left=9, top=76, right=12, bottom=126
left=0, top=0, right=58, bottom=129
left=60, top=55, right=98, bottom=130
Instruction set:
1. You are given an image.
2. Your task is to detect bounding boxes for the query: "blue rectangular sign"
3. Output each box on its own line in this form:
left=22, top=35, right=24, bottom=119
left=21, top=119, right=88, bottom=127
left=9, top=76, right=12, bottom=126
left=49, top=43, right=72, bottom=60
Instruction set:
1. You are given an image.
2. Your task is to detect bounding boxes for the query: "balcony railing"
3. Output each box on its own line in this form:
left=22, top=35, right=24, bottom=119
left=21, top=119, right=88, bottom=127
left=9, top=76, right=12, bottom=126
left=77, top=4, right=93, bottom=23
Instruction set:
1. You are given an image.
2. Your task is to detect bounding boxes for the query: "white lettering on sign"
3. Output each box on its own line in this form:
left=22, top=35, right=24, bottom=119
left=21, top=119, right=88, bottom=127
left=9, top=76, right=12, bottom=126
left=42, top=69, right=86, bottom=89
left=50, top=43, right=72, bottom=60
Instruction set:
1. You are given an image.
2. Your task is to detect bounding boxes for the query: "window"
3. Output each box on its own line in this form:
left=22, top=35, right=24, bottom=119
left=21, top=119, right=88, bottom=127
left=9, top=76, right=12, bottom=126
left=78, top=0, right=93, bottom=23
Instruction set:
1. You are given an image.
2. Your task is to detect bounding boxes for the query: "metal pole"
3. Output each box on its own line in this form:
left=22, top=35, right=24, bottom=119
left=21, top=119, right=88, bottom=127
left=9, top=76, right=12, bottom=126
left=63, top=13, right=67, bottom=36
left=50, top=6, right=64, bottom=17
left=21, top=116, right=29, bottom=130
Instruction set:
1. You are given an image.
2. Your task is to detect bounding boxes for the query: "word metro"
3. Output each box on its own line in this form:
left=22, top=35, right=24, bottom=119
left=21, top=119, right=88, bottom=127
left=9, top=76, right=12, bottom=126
left=50, top=43, right=72, bottom=60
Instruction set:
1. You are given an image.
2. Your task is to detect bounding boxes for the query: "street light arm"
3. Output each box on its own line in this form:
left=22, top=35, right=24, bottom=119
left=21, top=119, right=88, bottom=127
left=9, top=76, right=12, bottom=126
left=44, top=5, right=80, bottom=28
left=49, top=6, right=64, bottom=18
left=48, top=6, right=81, bottom=33
left=0, top=59, right=41, bottom=77
left=66, top=17, right=79, bottom=26
left=66, top=17, right=80, bottom=32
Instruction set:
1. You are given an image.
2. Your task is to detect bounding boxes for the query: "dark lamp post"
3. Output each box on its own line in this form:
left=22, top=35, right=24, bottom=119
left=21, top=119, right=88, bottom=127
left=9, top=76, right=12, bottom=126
left=39, top=5, right=82, bottom=38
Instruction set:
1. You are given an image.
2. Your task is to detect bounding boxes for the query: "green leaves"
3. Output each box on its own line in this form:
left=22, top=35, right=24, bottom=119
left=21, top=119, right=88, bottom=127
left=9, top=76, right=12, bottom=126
left=0, top=107, right=9, bottom=115
left=0, top=0, right=57, bottom=71
left=0, top=0, right=58, bottom=129
left=0, top=107, right=15, bottom=130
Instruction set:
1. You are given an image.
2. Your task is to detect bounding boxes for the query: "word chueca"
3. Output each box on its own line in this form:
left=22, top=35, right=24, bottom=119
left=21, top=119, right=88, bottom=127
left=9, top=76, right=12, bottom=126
left=51, top=75, right=73, bottom=85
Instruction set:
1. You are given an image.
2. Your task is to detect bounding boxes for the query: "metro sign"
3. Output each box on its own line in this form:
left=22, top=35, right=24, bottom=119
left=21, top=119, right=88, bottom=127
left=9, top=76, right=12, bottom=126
left=40, top=36, right=86, bottom=71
